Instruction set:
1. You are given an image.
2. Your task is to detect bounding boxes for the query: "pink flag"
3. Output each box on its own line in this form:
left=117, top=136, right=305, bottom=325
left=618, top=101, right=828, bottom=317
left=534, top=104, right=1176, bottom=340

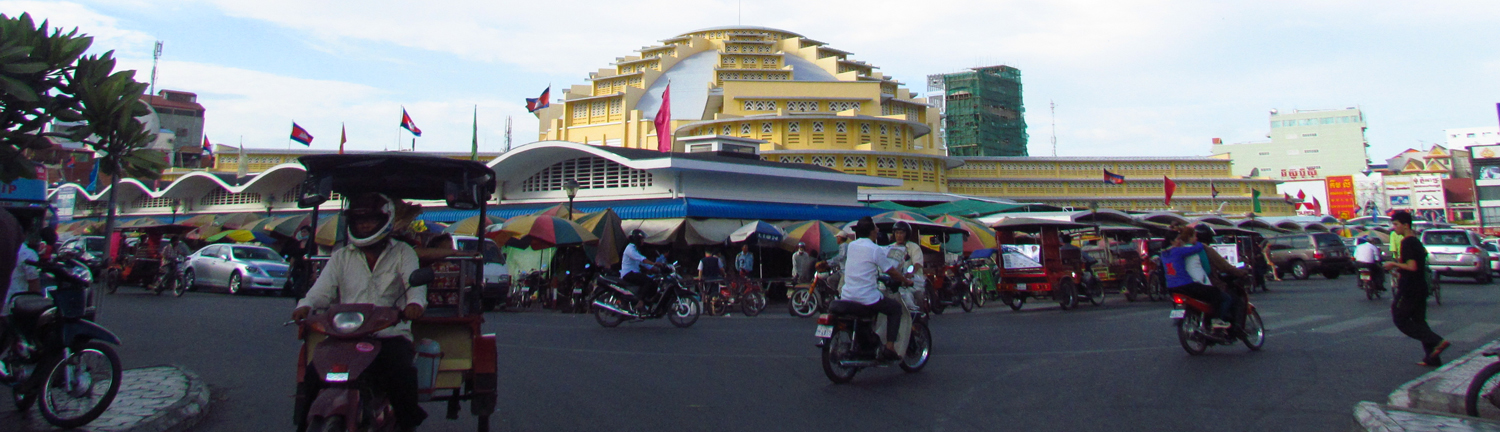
left=654, top=84, right=672, bottom=152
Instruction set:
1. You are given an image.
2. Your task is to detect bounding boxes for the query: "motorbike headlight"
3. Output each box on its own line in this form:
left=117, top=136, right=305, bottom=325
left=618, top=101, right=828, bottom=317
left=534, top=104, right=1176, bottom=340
left=332, top=312, right=365, bottom=333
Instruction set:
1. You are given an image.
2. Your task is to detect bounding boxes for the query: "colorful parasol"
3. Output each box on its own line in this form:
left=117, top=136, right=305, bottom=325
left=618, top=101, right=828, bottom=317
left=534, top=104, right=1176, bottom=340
left=728, top=221, right=785, bottom=246
left=779, top=220, right=842, bottom=257
left=315, top=215, right=342, bottom=247
left=574, top=209, right=626, bottom=268
left=219, top=213, right=264, bottom=230
left=443, top=214, right=502, bottom=236
left=932, top=214, right=997, bottom=253
left=177, top=214, right=218, bottom=228
left=119, top=217, right=163, bottom=228
left=205, top=229, right=256, bottom=243
left=531, top=204, right=576, bottom=220
left=870, top=210, right=934, bottom=224
left=264, top=214, right=313, bottom=237
left=491, top=215, right=597, bottom=249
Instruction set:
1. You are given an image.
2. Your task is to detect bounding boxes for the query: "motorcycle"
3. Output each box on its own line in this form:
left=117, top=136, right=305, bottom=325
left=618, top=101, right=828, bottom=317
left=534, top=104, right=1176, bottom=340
left=151, top=255, right=188, bottom=297
left=1464, top=348, right=1500, bottom=417
left=591, top=262, right=702, bottom=328
left=1, top=259, right=124, bottom=428
left=790, top=266, right=839, bottom=318
left=1357, top=267, right=1384, bottom=300
left=563, top=265, right=596, bottom=314
left=1169, top=278, right=1265, bottom=355
left=928, top=263, right=975, bottom=314
left=815, top=267, right=932, bottom=384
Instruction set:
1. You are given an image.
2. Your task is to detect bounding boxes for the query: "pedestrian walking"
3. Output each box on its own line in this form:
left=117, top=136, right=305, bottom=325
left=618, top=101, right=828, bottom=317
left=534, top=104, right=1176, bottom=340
left=1261, top=238, right=1281, bottom=282
left=1383, top=210, right=1450, bottom=367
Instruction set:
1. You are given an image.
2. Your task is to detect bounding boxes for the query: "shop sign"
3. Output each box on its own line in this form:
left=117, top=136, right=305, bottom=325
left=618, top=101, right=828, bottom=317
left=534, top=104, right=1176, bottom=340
left=1326, top=175, right=1356, bottom=219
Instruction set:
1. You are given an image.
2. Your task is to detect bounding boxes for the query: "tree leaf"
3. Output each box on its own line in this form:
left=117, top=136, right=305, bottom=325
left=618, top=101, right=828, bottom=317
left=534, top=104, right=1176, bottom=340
left=0, top=74, right=38, bottom=102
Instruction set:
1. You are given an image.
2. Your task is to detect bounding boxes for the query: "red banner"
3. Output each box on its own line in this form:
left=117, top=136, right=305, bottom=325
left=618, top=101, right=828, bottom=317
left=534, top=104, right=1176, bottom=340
left=1326, top=175, right=1356, bottom=219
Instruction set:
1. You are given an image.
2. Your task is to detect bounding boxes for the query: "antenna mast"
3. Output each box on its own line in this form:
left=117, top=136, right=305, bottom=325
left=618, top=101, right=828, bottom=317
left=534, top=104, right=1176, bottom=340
left=149, top=41, right=163, bottom=96
left=504, top=116, right=512, bottom=152
left=1050, top=100, right=1057, bottom=157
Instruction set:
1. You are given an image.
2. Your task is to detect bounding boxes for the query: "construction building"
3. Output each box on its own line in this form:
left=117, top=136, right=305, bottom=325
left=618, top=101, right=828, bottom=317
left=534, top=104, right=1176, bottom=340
left=928, top=66, right=1028, bottom=157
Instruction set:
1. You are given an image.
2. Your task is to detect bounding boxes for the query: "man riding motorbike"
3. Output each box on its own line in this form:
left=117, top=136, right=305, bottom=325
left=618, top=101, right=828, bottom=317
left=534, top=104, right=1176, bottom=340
left=621, top=229, right=667, bottom=310
left=888, top=222, right=924, bottom=312
left=1355, top=235, right=1385, bottom=292
left=290, top=193, right=428, bottom=432
left=1186, top=224, right=1250, bottom=330
left=840, top=217, right=913, bottom=359
left=1162, top=224, right=1236, bottom=331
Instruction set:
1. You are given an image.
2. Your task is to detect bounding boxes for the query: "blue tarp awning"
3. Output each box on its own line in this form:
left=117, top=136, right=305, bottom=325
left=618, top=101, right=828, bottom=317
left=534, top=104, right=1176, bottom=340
left=418, top=198, right=880, bottom=223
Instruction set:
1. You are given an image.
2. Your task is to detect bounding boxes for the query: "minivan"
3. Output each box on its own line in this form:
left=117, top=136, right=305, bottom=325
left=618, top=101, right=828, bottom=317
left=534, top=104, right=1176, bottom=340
left=1267, top=232, right=1354, bottom=280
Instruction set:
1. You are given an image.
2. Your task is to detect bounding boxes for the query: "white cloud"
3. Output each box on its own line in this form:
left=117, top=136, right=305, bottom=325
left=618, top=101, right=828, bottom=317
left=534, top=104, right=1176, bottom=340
left=0, top=1, right=155, bottom=57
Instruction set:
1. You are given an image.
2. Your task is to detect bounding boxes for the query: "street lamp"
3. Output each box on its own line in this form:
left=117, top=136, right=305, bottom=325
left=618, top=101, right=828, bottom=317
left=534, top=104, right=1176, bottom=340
left=563, top=179, right=580, bottom=219
left=170, top=199, right=181, bottom=223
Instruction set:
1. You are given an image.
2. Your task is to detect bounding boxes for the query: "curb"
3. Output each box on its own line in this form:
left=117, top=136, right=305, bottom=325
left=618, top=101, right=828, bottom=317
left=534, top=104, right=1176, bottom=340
left=1387, top=340, right=1500, bottom=413
left=14, top=364, right=211, bottom=432
left=125, top=364, right=211, bottom=432
left=1353, top=401, right=1500, bottom=432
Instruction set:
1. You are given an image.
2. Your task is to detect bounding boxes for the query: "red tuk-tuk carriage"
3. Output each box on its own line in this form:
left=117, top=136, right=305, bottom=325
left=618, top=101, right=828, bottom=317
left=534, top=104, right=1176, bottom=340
left=990, top=217, right=1103, bottom=311
left=103, top=223, right=195, bottom=294
left=291, top=153, right=499, bottom=431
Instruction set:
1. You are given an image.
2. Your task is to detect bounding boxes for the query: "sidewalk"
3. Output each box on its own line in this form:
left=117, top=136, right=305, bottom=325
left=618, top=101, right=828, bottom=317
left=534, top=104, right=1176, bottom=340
left=10, top=364, right=210, bottom=432
left=1356, top=340, right=1500, bottom=431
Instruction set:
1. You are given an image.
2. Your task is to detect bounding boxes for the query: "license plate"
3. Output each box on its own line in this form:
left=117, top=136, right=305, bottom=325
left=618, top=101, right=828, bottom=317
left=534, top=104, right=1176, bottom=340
left=814, top=325, right=833, bottom=338
left=325, top=372, right=349, bottom=382
left=1016, top=284, right=1028, bottom=291
left=1169, top=309, right=1185, bottom=319
left=1359, top=274, right=1371, bottom=281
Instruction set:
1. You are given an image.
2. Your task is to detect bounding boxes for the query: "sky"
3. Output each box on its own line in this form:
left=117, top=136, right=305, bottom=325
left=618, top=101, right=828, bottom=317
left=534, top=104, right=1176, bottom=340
left=4, top=0, right=1499, bottom=160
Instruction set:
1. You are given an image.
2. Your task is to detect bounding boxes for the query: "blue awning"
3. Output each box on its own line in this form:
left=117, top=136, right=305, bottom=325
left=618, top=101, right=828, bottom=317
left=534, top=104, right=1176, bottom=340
left=417, top=198, right=880, bottom=222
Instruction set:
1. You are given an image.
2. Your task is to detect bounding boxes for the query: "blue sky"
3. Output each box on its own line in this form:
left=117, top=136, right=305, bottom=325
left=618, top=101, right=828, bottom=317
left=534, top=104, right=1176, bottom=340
left=5, top=0, right=1498, bottom=160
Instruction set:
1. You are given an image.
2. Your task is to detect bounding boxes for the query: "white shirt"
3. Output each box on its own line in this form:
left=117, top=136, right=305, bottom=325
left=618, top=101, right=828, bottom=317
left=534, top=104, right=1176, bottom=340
left=620, top=244, right=648, bottom=278
left=1184, top=250, right=1211, bottom=286
left=5, top=245, right=39, bottom=313
left=298, top=241, right=425, bottom=340
left=840, top=238, right=895, bottom=305
left=1355, top=242, right=1381, bottom=264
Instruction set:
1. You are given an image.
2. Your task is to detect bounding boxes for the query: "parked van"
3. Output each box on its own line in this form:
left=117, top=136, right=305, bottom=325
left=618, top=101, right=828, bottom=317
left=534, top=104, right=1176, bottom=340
left=1267, top=232, right=1354, bottom=280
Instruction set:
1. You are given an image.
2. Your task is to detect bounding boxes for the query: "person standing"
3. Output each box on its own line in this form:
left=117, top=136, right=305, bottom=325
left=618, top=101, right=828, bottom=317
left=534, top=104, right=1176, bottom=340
left=792, top=242, right=815, bottom=284
left=735, top=244, right=754, bottom=277
left=1384, top=211, right=1449, bottom=367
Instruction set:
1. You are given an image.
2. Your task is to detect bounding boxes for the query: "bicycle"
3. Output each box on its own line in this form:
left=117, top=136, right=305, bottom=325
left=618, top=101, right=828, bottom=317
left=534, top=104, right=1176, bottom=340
left=1465, top=348, right=1500, bottom=417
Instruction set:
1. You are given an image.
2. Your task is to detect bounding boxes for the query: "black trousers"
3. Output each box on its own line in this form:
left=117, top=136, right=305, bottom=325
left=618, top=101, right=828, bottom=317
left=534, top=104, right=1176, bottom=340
left=622, top=272, right=658, bottom=303
left=1169, top=282, right=1232, bottom=321
left=1361, top=262, right=1386, bottom=291
left=297, top=337, right=428, bottom=429
left=1392, top=287, right=1444, bottom=360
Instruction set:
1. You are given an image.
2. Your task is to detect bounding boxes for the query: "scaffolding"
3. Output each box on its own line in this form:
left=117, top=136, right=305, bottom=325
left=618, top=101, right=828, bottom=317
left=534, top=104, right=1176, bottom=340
left=939, top=65, right=1028, bottom=157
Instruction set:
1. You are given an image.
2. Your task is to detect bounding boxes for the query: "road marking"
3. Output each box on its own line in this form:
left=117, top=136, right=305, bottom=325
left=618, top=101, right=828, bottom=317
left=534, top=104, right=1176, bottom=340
left=1309, top=317, right=1386, bottom=333
left=1373, top=320, right=1442, bottom=337
left=1264, top=314, right=1335, bottom=331
left=1445, top=323, right=1500, bottom=343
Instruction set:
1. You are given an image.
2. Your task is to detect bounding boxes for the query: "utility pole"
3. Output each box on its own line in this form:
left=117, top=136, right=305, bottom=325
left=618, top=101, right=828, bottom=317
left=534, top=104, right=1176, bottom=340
left=1050, top=100, right=1057, bottom=157
left=149, top=41, right=163, bottom=96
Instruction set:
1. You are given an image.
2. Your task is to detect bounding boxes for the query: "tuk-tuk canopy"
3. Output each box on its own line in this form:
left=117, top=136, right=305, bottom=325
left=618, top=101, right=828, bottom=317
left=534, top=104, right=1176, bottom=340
left=298, top=153, right=496, bottom=202
left=989, top=217, right=1092, bottom=232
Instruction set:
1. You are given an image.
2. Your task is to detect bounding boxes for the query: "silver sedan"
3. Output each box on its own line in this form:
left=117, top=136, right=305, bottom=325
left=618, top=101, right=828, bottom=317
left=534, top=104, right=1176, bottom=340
left=183, top=244, right=290, bottom=295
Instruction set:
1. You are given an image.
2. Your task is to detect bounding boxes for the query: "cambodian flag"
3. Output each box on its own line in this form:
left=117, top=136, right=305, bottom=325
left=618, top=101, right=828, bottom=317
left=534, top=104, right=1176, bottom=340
left=1103, top=169, right=1125, bottom=185
left=401, top=108, right=422, bottom=137
left=526, top=87, right=551, bottom=113
left=202, top=136, right=212, bottom=155
left=290, top=122, right=314, bottom=145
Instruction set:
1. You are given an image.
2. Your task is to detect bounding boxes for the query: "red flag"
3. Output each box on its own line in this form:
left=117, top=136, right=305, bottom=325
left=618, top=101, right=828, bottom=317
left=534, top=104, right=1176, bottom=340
left=400, top=108, right=422, bottom=137
left=654, top=84, right=672, bottom=152
left=290, top=122, right=314, bottom=145
left=1163, top=176, right=1177, bottom=206
left=1103, top=169, right=1125, bottom=185
left=201, top=136, right=212, bottom=155
left=339, top=123, right=347, bottom=155
left=1312, top=197, right=1322, bottom=214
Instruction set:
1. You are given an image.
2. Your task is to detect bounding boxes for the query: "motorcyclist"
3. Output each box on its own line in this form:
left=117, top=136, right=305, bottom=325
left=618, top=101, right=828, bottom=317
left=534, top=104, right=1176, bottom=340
left=155, top=236, right=184, bottom=292
left=290, top=193, right=428, bottom=432
left=1355, top=235, right=1385, bottom=292
left=621, top=229, right=665, bottom=310
left=840, top=217, right=913, bottom=359
left=1162, top=224, right=1234, bottom=330
left=1187, top=224, right=1249, bottom=329
left=887, top=221, right=925, bottom=312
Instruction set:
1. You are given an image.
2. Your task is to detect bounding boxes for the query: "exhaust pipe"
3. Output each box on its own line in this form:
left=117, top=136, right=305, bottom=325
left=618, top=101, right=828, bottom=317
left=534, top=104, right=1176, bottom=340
left=592, top=300, right=641, bottom=318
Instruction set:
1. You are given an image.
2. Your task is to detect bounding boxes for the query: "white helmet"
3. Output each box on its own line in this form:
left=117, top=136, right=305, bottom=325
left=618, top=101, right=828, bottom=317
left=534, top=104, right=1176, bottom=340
left=345, top=193, right=395, bottom=247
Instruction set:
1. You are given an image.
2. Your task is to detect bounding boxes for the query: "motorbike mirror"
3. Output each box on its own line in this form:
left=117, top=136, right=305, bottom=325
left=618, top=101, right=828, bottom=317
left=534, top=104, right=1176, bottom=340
left=298, top=176, right=332, bottom=208
left=408, top=268, right=435, bottom=287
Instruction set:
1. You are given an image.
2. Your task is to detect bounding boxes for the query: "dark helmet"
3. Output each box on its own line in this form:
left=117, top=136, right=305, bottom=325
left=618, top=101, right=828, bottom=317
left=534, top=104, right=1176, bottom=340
left=892, top=221, right=912, bottom=235
left=628, top=229, right=646, bottom=245
left=1193, top=224, right=1216, bottom=244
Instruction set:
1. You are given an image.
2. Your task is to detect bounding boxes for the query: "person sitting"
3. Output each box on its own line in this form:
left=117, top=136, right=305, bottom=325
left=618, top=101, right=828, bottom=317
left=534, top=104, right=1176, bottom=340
left=1355, top=236, right=1385, bottom=292
left=290, top=193, right=428, bottom=432
left=621, top=229, right=665, bottom=310
left=1162, top=225, right=1234, bottom=330
left=839, top=217, right=913, bottom=359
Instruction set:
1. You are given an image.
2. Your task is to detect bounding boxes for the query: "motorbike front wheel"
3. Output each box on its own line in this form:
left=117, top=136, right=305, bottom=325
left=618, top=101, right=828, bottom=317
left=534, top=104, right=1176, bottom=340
left=970, top=281, right=987, bottom=308
left=39, top=341, right=122, bottom=429
left=789, top=289, right=819, bottom=317
left=1178, top=312, right=1209, bottom=356
left=592, top=293, right=626, bottom=328
left=1241, top=310, right=1265, bottom=351
left=668, top=296, right=701, bottom=328
left=821, top=330, right=859, bottom=384
left=959, top=288, right=975, bottom=313
left=899, top=321, right=932, bottom=373
left=740, top=289, right=767, bottom=317
left=1465, top=360, right=1500, bottom=417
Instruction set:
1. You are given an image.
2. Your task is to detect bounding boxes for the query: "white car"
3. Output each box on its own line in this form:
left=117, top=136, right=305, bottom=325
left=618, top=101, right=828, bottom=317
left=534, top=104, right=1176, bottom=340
left=183, top=244, right=290, bottom=295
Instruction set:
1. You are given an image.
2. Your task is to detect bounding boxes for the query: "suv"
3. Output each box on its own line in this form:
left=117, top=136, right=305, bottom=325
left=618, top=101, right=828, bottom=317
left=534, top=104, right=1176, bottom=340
left=1267, top=232, right=1354, bottom=280
left=1421, top=229, right=1492, bottom=284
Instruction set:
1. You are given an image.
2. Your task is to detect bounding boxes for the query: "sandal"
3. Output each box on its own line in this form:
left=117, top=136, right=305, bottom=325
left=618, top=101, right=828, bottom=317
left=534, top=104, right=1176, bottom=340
left=1430, top=340, right=1451, bottom=359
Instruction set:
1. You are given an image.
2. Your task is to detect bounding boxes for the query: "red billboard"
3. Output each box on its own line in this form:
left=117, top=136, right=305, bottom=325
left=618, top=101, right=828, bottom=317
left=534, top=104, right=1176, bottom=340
left=1326, top=175, right=1356, bottom=219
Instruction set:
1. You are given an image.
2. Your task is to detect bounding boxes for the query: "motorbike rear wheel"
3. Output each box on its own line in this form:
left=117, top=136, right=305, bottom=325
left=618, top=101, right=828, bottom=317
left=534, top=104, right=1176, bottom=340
left=668, top=296, right=701, bottom=328
left=970, top=281, right=987, bottom=308
left=592, top=293, right=626, bottom=328
left=1002, top=293, right=1024, bottom=311
left=899, top=321, right=932, bottom=373
left=39, top=341, right=122, bottom=428
left=821, top=330, right=859, bottom=384
left=789, top=289, right=819, bottom=317
left=740, top=289, right=766, bottom=317
left=1241, top=310, right=1265, bottom=351
left=1055, top=280, right=1079, bottom=311
left=1464, top=360, right=1500, bottom=417
left=1085, top=277, right=1105, bottom=306
left=959, top=288, right=975, bottom=313
left=1123, top=273, right=1143, bottom=302
left=1178, top=312, right=1209, bottom=356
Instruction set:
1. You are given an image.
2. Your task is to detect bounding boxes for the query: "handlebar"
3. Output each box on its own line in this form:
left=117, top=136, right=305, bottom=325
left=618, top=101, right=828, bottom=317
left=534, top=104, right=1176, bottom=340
left=25, top=260, right=90, bottom=287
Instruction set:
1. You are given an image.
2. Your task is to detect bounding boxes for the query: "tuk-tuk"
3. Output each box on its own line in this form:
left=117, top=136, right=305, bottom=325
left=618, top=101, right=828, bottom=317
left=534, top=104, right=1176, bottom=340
left=103, top=223, right=195, bottom=294
left=989, top=217, right=1103, bottom=311
left=292, top=153, right=499, bottom=431
left=1077, top=223, right=1150, bottom=303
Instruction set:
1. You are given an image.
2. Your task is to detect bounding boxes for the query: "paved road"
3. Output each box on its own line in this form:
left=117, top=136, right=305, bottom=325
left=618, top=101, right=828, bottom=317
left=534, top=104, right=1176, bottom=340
left=7, top=276, right=1500, bottom=431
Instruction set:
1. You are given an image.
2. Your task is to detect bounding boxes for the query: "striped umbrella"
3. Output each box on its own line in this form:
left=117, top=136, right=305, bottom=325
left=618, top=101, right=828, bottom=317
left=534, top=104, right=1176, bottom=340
left=492, top=215, right=597, bottom=249
left=219, top=213, right=264, bottom=230
left=780, top=220, right=842, bottom=257
left=178, top=214, right=218, bottom=228
left=315, top=215, right=342, bottom=247
left=574, top=209, right=626, bottom=268
left=264, top=214, right=313, bottom=237
left=444, top=214, right=502, bottom=236
left=119, top=217, right=163, bottom=228
left=205, top=229, right=256, bottom=243
left=871, top=210, right=934, bottom=224
left=532, top=204, right=576, bottom=220
left=932, top=214, right=997, bottom=253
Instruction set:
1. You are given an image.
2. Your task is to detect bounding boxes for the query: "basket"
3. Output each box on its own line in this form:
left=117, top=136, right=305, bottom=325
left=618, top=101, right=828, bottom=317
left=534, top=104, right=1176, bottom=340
left=52, top=286, right=88, bottom=319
